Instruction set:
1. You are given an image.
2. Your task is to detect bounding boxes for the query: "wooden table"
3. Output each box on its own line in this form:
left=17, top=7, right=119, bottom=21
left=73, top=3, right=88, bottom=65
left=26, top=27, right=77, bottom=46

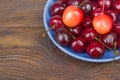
left=0, top=0, right=120, bottom=80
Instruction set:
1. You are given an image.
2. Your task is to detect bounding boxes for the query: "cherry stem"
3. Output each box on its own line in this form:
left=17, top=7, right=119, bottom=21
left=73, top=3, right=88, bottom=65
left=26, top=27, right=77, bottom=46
left=113, top=41, right=120, bottom=57
left=95, top=37, right=112, bottom=50
left=42, top=25, right=56, bottom=37
left=102, top=0, right=105, bottom=14
left=78, top=0, right=88, bottom=8
left=95, top=37, right=120, bottom=64
left=68, top=28, right=75, bottom=39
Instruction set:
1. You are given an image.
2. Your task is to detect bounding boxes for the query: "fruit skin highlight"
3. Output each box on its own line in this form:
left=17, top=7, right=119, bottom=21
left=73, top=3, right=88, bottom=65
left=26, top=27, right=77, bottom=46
left=86, top=41, right=105, bottom=58
left=62, top=5, right=84, bottom=28
left=92, top=14, right=113, bottom=34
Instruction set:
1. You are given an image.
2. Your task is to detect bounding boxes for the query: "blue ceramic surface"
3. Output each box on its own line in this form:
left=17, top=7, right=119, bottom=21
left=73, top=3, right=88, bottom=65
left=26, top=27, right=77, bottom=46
left=43, top=0, right=120, bottom=62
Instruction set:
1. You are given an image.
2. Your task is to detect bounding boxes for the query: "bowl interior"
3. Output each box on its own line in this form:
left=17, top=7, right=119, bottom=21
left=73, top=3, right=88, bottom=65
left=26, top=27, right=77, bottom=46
left=44, top=0, right=120, bottom=62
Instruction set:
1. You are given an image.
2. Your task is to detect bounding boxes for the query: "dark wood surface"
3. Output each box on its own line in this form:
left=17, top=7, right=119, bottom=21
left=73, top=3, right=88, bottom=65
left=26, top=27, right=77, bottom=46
left=0, top=0, right=120, bottom=80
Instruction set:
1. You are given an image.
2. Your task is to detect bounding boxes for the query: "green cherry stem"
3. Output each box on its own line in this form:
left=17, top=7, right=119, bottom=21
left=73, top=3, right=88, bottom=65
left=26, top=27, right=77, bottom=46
left=42, top=25, right=56, bottom=37
left=95, top=37, right=112, bottom=50
left=78, top=0, right=88, bottom=8
left=95, top=37, right=120, bottom=64
left=113, top=41, right=120, bottom=57
left=67, top=28, right=76, bottom=39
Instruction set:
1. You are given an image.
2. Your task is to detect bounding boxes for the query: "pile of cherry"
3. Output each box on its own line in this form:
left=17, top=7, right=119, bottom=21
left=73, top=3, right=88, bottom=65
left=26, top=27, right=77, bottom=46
left=48, top=0, right=120, bottom=58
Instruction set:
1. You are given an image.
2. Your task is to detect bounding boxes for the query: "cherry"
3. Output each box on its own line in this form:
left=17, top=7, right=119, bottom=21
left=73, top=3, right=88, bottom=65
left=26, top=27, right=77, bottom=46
left=92, top=8, right=102, bottom=17
left=55, top=27, right=72, bottom=46
left=67, top=0, right=82, bottom=7
left=89, top=0, right=94, bottom=2
left=113, top=22, right=120, bottom=35
left=91, top=3, right=98, bottom=10
left=81, top=1, right=93, bottom=16
left=101, top=32, right=117, bottom=49
left=96, top=0, right=112, bottom=10
left=71, top=37, right=86, bottom=52
left=48, top=0, right=120, bottom=59
left=117, top=37, right=120, bottom=48
left=86, top=41, right=105, bottom=58
left=82, top=28, right=99, bottom=42
left=105, top=9, right=118, bottom=22
left=62, top=5, right=84, bottom=28
left=50, top=1, right=66, bottom=16
left=57, top=0, right=68, bottom=5
left=69, top=25, right=82, bottom=37
left=82, top=16, right=92, bottom=28
left=112, top=0, right=120, bottom=12
left=49, top=15, right=65, bottom=30
left=93, top=14, right=113, bottom=34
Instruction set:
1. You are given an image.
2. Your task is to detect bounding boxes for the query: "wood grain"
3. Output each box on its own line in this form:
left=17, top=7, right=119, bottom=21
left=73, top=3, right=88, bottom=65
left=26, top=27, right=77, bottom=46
left=0, top=0, right=120, bottom=80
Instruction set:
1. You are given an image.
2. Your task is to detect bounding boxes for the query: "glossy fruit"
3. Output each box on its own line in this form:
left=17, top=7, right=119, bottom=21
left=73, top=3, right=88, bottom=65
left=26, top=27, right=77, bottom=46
left=81, top=1, right=93, bottom=16
left=57, top=0, right=68, bottom=5
left=55, top=27, right=72, bottom=46
left=92, top=8, right=102, bottom=17
left=71, top=37, right=86, bottom=52
left=69, top=25, right=82, bottom=37
left=67, top=0, right=82, bottom=6
left=112, top=0, right=120, bottom=12
left=82, top=28, right=98, bottom=42
left=106, top=9, right=118, bottom=22
left=86, top=41, right=105, bottom=58
left=62, top=5, right=84, bottom=28
left=93, top=14, right=113, bottom=34
left=50, top=1, right=66, bottom=16
left=48, top=0, right=120, bottom=59
left=49, top=15, right=65, bottom=30
left=97, top=0, right=112, bottom=10
left=91, top=3, right=98, bottom=10
left=117, top=37, right=120, bottom=48
left=101, top=32, right=117, bottom=49
left=82, top=16, right=92, bottom=28
left=113, top=22, right=120, bottom=35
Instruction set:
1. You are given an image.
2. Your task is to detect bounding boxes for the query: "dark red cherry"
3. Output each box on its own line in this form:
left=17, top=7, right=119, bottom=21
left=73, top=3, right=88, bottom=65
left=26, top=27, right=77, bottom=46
left=49, top=15, right=65, bottom=30
left=57, top=0, right=68, bottom=5
left=113, top=22, right=120, bottom=35
left=105, top=9, right=118, bottom=22
left=113, top=0, right=120, bottom=12
left=71, top=37, right=86, bottom=52
left=69, top=25, right=82, bottom=37
left=55, top=27, right=72, bottom=46
left=117, top=37, right=120, bottom=48
left=96, top=0, right=112, bottom=10
left=91, top=3, right=98, bottom=10
left=81, top=1, right=93, bottom=16
left=67, top=0, right=82, bottom=6
left=92, top=8, right=102, bottom=17
left=82, top=28, right=99, bottom=42
left=50, top=1, right=66, bottom=16
left=82, top=16, right=92, bottom=28
left=86, top=41, right=105, bottom=58
left=89, top=0, right=94, bottom=2
left=101, top=32, right=117, bottom=49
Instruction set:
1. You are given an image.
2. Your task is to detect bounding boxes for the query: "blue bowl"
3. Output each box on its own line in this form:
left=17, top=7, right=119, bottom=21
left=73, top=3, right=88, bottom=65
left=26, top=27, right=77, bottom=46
left=43, top=0, right=120, bottom=62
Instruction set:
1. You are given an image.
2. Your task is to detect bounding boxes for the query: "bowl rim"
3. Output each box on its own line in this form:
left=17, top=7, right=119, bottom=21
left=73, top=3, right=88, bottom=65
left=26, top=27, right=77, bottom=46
left=43, top=0, right=120, bottom=63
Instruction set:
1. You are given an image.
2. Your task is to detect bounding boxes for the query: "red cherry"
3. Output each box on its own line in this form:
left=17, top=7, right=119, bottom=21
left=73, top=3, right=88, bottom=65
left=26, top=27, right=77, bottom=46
left=62, top=5, right=84, bottom=28
left=49, top=15, right=65, bottom=30
left=113, top=22, right=120, bottom=35
left=71, top=37, right=86, bottom=52
left=82, top=28, right=99, bottom=42
left=86, top=40, right=105, bottom=58
left=117, top=37, right=120, bottom=48
left=92, top=14, right=113, bottom=34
